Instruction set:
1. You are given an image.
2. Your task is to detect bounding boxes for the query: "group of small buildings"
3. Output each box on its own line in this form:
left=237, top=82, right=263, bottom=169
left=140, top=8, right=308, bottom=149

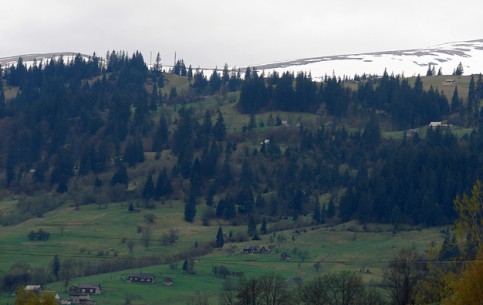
left=405, top=121, right=451, bottom=138
left=23, top=284, right=98, bottom=305
left=241, top=245, right=293, bottom=260
left=23, top=273, right=173, bottom=305
left=127, top=273, right=174, bottom=286
left=242, top=245, right=271, bottom=254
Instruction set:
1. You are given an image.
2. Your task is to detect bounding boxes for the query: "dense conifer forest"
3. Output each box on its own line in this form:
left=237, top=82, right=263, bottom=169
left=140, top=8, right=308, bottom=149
left=0, top=52, right=481, bottom=228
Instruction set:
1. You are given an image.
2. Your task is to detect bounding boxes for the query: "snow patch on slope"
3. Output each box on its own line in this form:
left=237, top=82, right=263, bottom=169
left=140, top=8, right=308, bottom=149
left=255, top=39, right=483, bottom=79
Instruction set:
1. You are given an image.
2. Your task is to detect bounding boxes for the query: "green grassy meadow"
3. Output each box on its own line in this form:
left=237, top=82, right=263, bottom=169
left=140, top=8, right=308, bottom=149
left=0, top=197, right=446, bottom=304
left=408, top=75, right=471, bottom=102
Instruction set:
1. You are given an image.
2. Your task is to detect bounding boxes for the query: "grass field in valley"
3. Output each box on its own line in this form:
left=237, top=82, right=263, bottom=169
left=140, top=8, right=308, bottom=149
left=0, top=198, right=446, bottom=304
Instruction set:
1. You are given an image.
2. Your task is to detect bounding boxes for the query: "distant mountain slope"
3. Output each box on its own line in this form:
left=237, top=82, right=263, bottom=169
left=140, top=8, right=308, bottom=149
left=0, top=52, right=92, bottom=67
left=255, top=39, right=483, bottom=79
left=2, top=39, right=483, bottom=79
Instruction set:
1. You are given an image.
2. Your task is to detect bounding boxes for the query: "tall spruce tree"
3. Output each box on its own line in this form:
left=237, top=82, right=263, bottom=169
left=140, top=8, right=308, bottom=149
left=313, top=199, right=322, bottom=224
left=216, top=226, right=224, bottom=248
left=213, top=111, right=226, bottom=141
left=184, top=194, right=197, bottom=222
left=111, top=164, right=128, bottom=187
left=143, top=174, right=155, bottom=200
left=154, top=167, right=172, bottom=200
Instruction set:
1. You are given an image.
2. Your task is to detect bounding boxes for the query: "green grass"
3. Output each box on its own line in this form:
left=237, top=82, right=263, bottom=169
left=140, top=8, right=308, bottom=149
left=3, top=84, right=19, bottom=101
left=160, top=74, right=191, bottom=95
left=0, top=195, right=446, bottom=304
left=409, top=75, right=471, bottom=103
left=25, top=220, right=444, bottom=305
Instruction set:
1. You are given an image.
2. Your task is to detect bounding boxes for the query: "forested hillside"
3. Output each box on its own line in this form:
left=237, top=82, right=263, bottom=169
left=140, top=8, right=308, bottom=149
left=0, top=52, right=482, bottom=228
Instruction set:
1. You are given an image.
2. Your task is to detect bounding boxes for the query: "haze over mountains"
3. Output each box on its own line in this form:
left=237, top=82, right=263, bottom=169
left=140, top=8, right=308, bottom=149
left=1, top=39, right=483, bottom=79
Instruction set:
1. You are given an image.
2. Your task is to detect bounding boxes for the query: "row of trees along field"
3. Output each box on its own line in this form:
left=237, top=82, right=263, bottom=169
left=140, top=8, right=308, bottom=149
left=0, top=53, right=481, bottom=228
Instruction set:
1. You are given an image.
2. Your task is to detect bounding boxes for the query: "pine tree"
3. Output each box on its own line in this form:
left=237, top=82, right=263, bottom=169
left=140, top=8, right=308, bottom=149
left=0, top=80, right=5, bottom=118
left=182, top=259, right=194, bottom=274
left=201, top=110, right=212, bottom=136
left=51, top=255, right=60, bottom=280
left=154, top=167, right=172, bottom=200
left=152, top=114, right=169, bottom=152
left=184, top=194, right=197, bottom=222
left=313, top=199, right=321, bottom=224
left=187, top=65, right=193, bottom=82
left=224, top=197, right=237, bottom=219
left=190, top=157, right=202, bottom=197
left=327, top=199, right=336, bottom=218
left=124, top=138, right=145, bottom=167
left=149, top=83, right=159, bottom=112
left=216, top=226, right=224, bottom=248
left=209, top=68, right=222, bottom=94
left=213, top=111, right=226, bottom=141
left=247, top=216, right=257, bottom=238
left=222, top=63, right=230, bottom=88
left=206, top=185, right=215, bottom=206
left=467, top=76, right=477, bottom=123
left=451, top=86, right=462, bottom=112
left=143, top=174, right=155, bottom=200
left=260, top=218, right=267, bottom=234
left=111, top=164, right=128, bottom=187
left=453, top=62, right=464, bottom=76
left=153, top=52, right=162, bottom=74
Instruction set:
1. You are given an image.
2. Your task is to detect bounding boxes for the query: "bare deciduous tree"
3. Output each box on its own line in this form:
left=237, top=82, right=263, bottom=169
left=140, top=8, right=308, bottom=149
left=384, top=248, right=422, bottom=305
left=142, top=225, right=152, bottom=249
left=127, top=240, right=135, bottom=257
left=302, top=271, right=364, bottom=305
left=160, top=228, right=179, bottom=246
left=258, top=273, right=292, bottom=305
left=60, top=258, right=77, bottom=289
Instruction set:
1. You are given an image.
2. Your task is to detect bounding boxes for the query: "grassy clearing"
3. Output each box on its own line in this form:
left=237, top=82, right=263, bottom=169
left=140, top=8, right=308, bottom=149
left=410, top=75, right=471, bottom=103
left=0, top=200, right=221, bottom=272
left=161, top=74, right=191, bottom=95
left=21, top=219, right=445, bottom=305
left=3, top=84, right=19, bottom=101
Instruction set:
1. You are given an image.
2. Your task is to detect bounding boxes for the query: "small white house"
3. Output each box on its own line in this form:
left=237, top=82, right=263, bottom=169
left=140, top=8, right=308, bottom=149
left=429, top=122, right=450, bottom=128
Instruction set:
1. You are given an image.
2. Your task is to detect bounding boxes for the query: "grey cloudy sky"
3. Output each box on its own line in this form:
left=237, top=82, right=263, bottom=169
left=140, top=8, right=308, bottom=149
left=1, top=0, right=482, bottom=67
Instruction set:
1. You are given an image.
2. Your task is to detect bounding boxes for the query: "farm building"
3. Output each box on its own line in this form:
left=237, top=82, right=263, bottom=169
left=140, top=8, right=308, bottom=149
left=69, top=283, right=102, bottom=295
left=128, top=273, right=156, bottom=283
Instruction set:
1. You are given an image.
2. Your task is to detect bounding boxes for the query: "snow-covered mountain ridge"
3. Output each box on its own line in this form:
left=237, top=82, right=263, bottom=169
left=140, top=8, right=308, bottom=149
left=1, top=39, right=483, bottom=79
left=255, top=39, right=483, bottom=79
left=0, top=52, right=92, bottom=68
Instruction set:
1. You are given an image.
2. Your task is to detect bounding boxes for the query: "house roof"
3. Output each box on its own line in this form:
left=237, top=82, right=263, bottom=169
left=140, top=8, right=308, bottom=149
left=128, top=273, right=155, bottom=279
left=77, top=283, right=101, bottom=289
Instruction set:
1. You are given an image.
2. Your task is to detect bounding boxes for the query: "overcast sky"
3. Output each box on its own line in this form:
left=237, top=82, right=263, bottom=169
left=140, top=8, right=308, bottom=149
left=1, top=0, right=482, bottom=67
